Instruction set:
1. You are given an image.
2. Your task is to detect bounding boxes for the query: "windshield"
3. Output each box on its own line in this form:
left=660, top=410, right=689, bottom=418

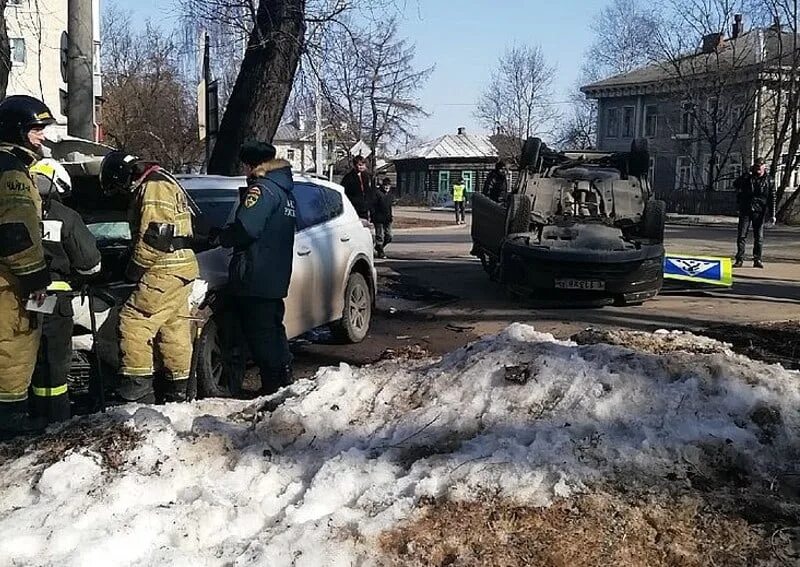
left=87, top=221, right=131, bottom=242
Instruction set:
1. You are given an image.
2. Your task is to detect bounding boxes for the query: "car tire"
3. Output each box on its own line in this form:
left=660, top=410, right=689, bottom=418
left=506, top=194, right=532, bottom=234
left=331, top=272, right=372, bottom=344
left=520, top=137, right=541, bottom=170
left=195, top=316, right=245, bottom=398
left=642, top=199, right=666, bottom=242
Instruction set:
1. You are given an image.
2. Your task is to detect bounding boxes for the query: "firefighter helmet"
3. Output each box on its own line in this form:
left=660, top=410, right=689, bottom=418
left=100, top=150, right=140, bottom=195
left=0, top=95, right=56, bottom=149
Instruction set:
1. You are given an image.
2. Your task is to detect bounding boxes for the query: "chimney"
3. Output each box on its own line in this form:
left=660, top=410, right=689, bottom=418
left=701, top=32, right=724, bottom=53
left=732, top=14, right=742, bottom=39
left=457, top=127, right=466, bottom=135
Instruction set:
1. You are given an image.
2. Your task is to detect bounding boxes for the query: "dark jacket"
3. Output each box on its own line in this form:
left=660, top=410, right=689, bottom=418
left=371, top=189, right=393, bottom=224
left=482, top=169, right=507, bottom=202
left=734, top=172, right=776, bottom=218
left=41, top=199, right=102, bottom=285
left=220, top=159, right=296, bottom=299
left=341, top=169, right=374, bottom=219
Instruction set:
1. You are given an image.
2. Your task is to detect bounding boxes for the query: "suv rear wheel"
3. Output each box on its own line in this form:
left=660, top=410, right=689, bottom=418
left=331, top=272, right=371, bottom=343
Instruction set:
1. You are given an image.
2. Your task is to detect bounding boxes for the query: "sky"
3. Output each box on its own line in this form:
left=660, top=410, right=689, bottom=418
left=109, top=0, right=608, bottom=142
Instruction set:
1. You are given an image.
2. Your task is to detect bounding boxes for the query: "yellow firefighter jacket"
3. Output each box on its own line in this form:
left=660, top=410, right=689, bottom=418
left=0, top=143, right=50, bottom=294
left=128, top=169, right=198, bottom=281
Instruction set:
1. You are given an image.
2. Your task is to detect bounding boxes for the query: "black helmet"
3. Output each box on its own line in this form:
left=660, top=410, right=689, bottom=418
left=100, top=150, right=140, bottom=195
left=0, top=95, right=56, bottom=148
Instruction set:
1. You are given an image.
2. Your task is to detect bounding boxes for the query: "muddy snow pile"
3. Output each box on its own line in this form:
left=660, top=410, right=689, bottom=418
left=1, top=323, right=799, bottom=566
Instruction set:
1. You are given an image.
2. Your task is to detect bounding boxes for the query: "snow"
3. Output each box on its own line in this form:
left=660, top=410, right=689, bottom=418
left=2, top=323, right=800, bottom=566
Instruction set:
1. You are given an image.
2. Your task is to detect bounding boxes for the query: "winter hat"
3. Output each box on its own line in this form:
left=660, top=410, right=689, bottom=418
left=239, top=141, right=277, bottom=166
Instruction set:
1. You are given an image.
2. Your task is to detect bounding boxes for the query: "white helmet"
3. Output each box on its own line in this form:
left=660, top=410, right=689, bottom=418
left=30, top=158, right=72, bottom=198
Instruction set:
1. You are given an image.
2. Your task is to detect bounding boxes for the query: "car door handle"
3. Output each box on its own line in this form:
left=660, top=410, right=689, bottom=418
left=297, top=247, right=312, bottom=257
left=340, top=234, right=351, bottom=242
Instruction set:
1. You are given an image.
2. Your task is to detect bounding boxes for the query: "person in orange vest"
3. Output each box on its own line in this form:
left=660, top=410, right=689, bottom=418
left=453, top=177, right=466, bottom=225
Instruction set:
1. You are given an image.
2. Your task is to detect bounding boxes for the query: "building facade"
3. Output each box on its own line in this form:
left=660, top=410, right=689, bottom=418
left=582, top=25, right=798, bottom=215
left=5, top=0, right=102, bottom=140
left=392, top=128, right=507, bottom=204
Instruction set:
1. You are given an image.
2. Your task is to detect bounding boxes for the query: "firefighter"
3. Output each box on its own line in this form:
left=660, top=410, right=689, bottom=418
left=99, top=151, right=198, bottom=404
left=30, top=159, right=101, bottom=423
left=0, top=95, right=54, bottom=438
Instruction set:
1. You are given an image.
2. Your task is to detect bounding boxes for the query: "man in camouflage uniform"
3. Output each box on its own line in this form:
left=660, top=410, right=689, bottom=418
left=0, top=96, right=55, bottom=438
left=100, top=151, right=198, bottom=403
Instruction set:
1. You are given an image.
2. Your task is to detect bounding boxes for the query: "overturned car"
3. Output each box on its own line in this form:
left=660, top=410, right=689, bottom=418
left=471, top=138, right=665, bottom=305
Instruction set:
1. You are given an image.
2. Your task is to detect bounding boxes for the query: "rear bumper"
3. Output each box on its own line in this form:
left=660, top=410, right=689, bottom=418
left=500, top=240, right=664, bottom=301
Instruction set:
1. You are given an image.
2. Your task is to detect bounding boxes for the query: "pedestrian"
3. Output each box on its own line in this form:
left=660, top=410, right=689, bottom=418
left=100, top=151, right=199, bottom=404
left=372, top=177, right=393, bottom=259
left=214, top=141, right=297, bottom=396
left=0, top=95, right=54, bottom=438
left=734, top=157, right=776, bottom=269
left=453, top=176, right=466, bottom=225
left=29, top=159, right=101, bottom=423
left=482, top=160, right=508, bottom=202
left=341, top=155, right=374, bottom=220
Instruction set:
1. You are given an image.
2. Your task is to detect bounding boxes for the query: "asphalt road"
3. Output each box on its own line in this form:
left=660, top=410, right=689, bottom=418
left=381, top=220, right=800, bottom=336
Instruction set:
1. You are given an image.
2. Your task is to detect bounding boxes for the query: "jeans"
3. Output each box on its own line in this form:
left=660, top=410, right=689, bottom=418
left=736, top=211, right=765, bottom=262
left=374, top=222, right=393, bottom=251
left=454, top=201, right=465, bottom=222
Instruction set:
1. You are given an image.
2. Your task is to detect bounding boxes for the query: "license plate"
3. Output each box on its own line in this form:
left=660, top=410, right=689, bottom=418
left=554, top=278, right=606, bottom=291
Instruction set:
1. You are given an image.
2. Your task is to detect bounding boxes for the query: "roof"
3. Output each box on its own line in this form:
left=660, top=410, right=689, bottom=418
left=274, top=122, right=306, bottom=143
left=582, top=27, right=799, bottom=96
left=393, top=131, right=498, bottom=161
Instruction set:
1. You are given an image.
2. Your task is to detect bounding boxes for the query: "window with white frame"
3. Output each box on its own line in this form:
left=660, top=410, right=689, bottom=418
left=461, top=171, right=474, bottom=194
left=706, top=96, right=719, bottom=127
left=644, top=104, right=658, bottom=137
left=606, top=108, right=620, bottom=138
left=438, top=170, right=450, bottom=195
left=675, top=156, right=694, bottom=189
left=679, top=102, right=694, bottom=135
left=9, top=38, right=25, bottom=65
left=286, top=149, right=296, bottom=161
left=722, top=153, right=742, bottom=191
left=622, top=107, right=635, bottom=138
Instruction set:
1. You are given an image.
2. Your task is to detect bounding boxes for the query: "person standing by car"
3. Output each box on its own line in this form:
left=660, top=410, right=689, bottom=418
left=0, top=96, right=55, bottom=438
left=341, top=155, right=374, bottom=220
left=734, top=157, right=775, bottom=269
left=482, top=160, right=508, bottom=202
left=29, top=159, right=101, bottom=423
left=371, top=178, right=393, bottom=259
left=100, top=151, right=199, bottom=404
left=214, top=141, right=297, bottom=396
left=453, top=176, right=466, bottom=225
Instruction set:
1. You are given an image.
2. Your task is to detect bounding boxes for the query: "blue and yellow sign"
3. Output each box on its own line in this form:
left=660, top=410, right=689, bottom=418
left=664, top=254, right=733, bottom=287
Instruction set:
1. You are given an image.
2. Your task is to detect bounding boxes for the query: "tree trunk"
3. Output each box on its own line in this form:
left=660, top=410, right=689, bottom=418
left=0, top=0, right=11, bottom=99
left=207, top=0, right=306, bottom=175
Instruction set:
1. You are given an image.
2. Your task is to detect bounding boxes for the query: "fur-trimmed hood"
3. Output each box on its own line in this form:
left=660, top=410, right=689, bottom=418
left=249, top=159, right=292, bottom=179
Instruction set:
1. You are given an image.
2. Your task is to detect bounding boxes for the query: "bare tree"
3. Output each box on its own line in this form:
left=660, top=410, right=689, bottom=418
left=101, top=5, right=203, bottom=170
left=587, top=0, right=661, bottom=78
left=557, top=78, right=598, bottom=150
left=475, top=45, right=558, bottom=148
left=317, top=17, right=431, bottom=168
left=754, top=0, right=800, bottom=220
left=650, top=0, right=761, bottom=192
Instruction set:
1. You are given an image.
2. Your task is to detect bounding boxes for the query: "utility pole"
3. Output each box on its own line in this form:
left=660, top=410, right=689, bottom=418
left=67, top=0, right=94, bottom=139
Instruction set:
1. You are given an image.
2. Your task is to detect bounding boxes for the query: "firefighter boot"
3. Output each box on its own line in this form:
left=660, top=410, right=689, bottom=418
left=260, top=364, right=293, bottom=397
left=162, top=379, right=189, bottom=404
left=115, top=375, right=156, bottom=404
left=0, top=401, right=47, bottom=441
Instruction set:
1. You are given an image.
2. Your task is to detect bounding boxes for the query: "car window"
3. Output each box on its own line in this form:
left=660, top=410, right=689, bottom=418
left=293, top=183, right=329, bottom=231
left=322, top=187, right=344, bottom=219
left=187, top=188, right=239, bottom=229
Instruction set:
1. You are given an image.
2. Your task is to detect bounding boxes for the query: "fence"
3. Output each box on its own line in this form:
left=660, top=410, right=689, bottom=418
left=656, top=189, right=738, bottom=216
